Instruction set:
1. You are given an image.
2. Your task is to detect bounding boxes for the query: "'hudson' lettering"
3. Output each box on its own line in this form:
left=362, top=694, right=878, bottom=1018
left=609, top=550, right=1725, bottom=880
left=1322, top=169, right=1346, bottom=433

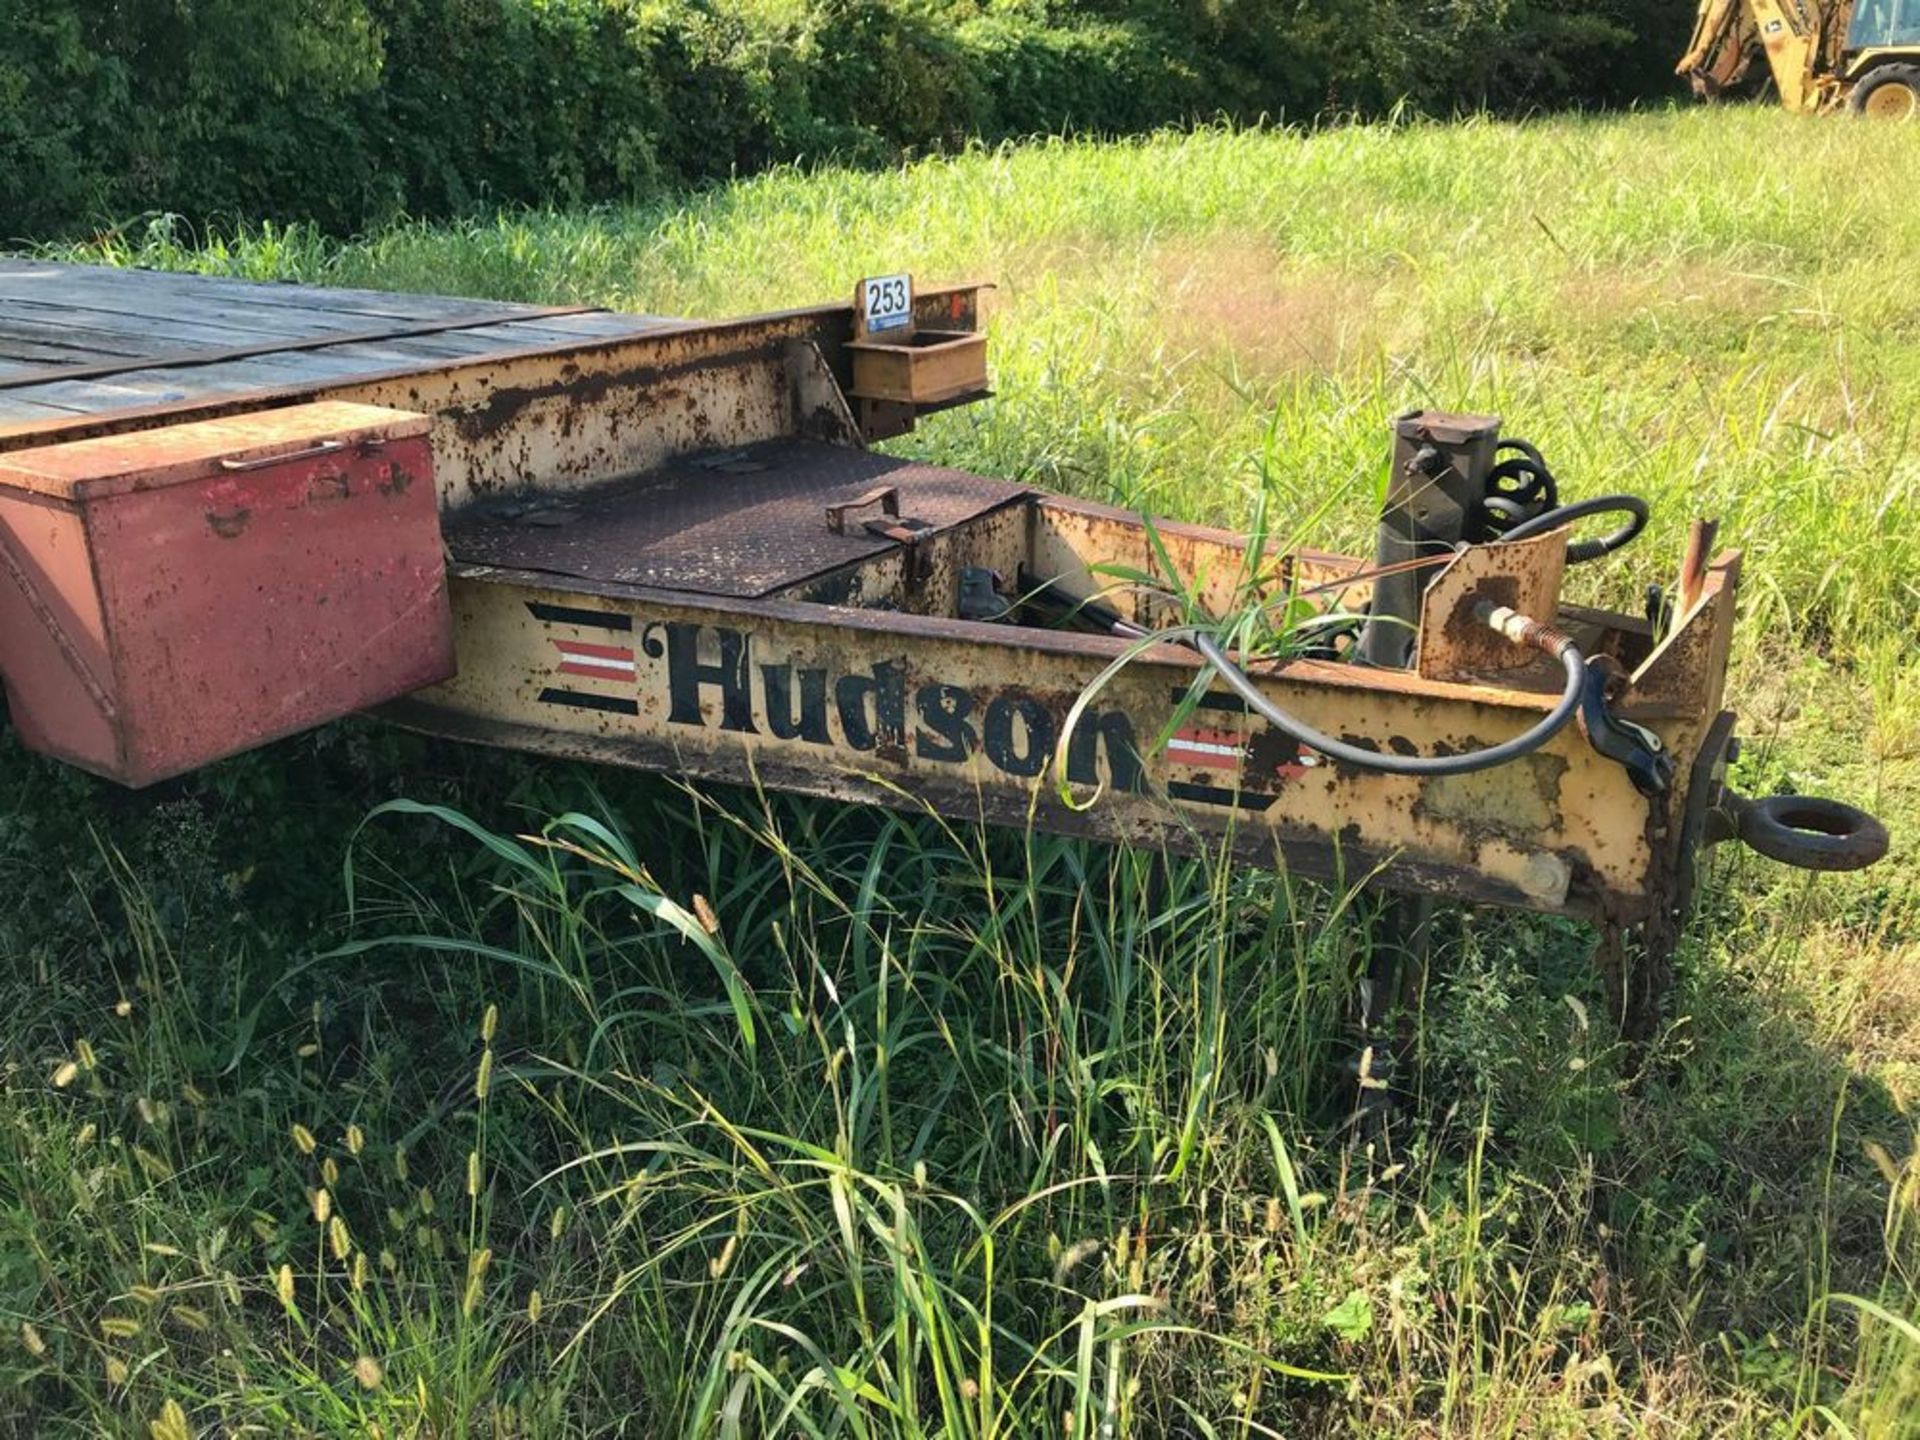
left=642, top=622, right=756, bottom=733
left=835, top=662, right=908, bottom=753
left=915, top=684, right=975, bottom=762
left=639, top=623, right=1142, bottom=791
left=761, top=663, right=830, bottom=744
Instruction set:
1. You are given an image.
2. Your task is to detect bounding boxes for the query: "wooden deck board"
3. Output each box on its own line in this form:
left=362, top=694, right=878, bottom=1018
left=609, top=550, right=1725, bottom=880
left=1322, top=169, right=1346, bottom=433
left=0, top=258, right=675, bottom=432
left=0, top=306, right=308, bottom=354
left=0, top=395, right=95, bottom=419
left=0, top=259, right=551, bottom=322
left=1, top=291, right=405, bottom=340
left=0, top=335, right=152, bottom=366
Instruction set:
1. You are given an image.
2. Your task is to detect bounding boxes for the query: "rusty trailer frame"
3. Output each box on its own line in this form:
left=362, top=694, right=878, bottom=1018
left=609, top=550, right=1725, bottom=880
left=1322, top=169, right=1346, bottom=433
left=0, top=272, right=1887, bottom=1042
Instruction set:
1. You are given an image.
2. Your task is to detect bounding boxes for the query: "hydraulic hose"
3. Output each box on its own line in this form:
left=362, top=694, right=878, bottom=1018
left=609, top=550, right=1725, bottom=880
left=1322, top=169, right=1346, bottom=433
left=1473, top=435, right=1645, bottom=564
left=1497, top=493, right=1648, bottom=562
left=1116, top=604, right=1588, bottom=779
left=1192, top=615, right=1585, bottom=778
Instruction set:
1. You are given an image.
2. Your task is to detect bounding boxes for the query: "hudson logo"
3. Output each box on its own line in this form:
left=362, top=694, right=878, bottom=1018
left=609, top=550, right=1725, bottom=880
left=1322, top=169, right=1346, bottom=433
left=532, top=607, right=1144, bottom=791
left=530, top=608, right=1314, bottom=810
left=643, top=621, right=1145, bottom=788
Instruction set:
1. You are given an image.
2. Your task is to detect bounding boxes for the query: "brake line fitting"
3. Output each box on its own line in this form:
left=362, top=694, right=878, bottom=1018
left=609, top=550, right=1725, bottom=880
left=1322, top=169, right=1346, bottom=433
left=1469, top=602, right=1673, bottom=796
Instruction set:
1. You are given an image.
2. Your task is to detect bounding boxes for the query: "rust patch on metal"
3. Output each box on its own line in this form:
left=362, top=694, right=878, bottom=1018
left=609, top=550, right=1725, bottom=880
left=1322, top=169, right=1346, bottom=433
left=306, top=471, right=350, bottom=503
left=1417, top=529, right=1568, bottom=681
left=1415, top=751, right=1569, bottom=836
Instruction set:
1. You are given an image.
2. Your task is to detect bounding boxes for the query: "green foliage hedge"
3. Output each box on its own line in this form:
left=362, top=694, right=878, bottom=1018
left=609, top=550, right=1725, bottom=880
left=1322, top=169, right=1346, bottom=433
left=0, top=1, right=1693, bottom=242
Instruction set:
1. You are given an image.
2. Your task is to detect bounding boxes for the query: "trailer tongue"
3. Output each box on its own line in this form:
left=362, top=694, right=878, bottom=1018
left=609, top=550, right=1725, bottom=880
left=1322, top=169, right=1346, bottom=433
left=0, top=265, right=1886, bottom=1042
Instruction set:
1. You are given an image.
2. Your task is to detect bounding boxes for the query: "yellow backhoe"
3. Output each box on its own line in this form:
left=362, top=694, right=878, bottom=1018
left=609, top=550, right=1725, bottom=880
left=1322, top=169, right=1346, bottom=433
left=1678, top=0, right=1920, bottom=114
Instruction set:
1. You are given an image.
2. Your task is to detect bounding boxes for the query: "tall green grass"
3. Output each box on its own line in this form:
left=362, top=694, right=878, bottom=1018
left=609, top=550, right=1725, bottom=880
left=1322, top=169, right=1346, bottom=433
left=6, top=108, right=1918, bottom=1435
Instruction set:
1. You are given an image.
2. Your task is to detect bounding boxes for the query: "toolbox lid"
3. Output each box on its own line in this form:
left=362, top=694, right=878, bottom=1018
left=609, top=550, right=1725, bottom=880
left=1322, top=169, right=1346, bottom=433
left=0, top=401, right=431, bottom=502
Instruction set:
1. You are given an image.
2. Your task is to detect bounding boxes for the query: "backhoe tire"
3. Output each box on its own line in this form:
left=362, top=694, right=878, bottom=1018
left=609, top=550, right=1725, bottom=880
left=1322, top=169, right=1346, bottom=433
left=1848, top=64, right=1920, bottom=120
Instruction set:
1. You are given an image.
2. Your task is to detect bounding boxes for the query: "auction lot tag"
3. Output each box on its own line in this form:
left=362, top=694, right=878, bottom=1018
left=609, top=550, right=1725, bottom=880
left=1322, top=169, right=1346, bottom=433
left=860, top=273, right=913, bottom=334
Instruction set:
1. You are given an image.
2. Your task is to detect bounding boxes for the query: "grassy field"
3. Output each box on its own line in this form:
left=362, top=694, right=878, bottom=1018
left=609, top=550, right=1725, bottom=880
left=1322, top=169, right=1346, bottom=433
left=3, top=106, right=1917, bottom=1437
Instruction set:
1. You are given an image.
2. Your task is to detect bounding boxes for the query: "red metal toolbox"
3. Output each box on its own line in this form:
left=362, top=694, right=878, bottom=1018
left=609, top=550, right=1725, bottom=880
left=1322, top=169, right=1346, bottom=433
left=0, top=401, right=453, bottom=785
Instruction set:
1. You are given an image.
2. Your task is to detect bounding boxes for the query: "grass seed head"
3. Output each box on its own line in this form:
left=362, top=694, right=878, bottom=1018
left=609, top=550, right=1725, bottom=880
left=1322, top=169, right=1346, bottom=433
left=353, top=1355, right=384, bottom=1390
left=20, top=1321, right=46, bottom=1357
left=329, top=1215, right=352, bottom=1261
left=1051, top=1237, right=1103, bottom=1286
left=526, top=1289, right=543, bottom=1324
left=467, top=1150, right=481, bottom=1198
left=322, top=1156, right=340, bottom=1187
left=104, top=1355, right=128, bottom=1386
left=476, top=1048, right=494, bottom=1101
left=1863, top=1139, right=1900, bottom=1186
left=290, top=1123, right=317, bottom=1156
left=693, top=893, right=720, bottom=934
left=150, top=1398, right=190, bottom=1440
left=312, top=1187, right=332, bottom=1224
left=345, top=1123, right=365, bottom=1157
left=481, top=1003, right=499, bottom=1043
left=51, top=1060, right=78, bottom=1089
left=75, top=1038, right=96, bottom=1071
left=275, top=1264, right=296, bottom=1310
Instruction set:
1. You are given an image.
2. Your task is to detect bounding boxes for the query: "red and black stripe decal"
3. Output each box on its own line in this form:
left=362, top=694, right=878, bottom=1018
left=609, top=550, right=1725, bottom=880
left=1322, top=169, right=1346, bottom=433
left=529, top=602, right=640, bottom=716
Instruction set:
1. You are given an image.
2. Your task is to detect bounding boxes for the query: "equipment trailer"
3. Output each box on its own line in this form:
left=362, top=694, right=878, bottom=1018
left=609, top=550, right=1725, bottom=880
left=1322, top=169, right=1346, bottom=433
left=0, top=262, right=1887, bottom=1042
